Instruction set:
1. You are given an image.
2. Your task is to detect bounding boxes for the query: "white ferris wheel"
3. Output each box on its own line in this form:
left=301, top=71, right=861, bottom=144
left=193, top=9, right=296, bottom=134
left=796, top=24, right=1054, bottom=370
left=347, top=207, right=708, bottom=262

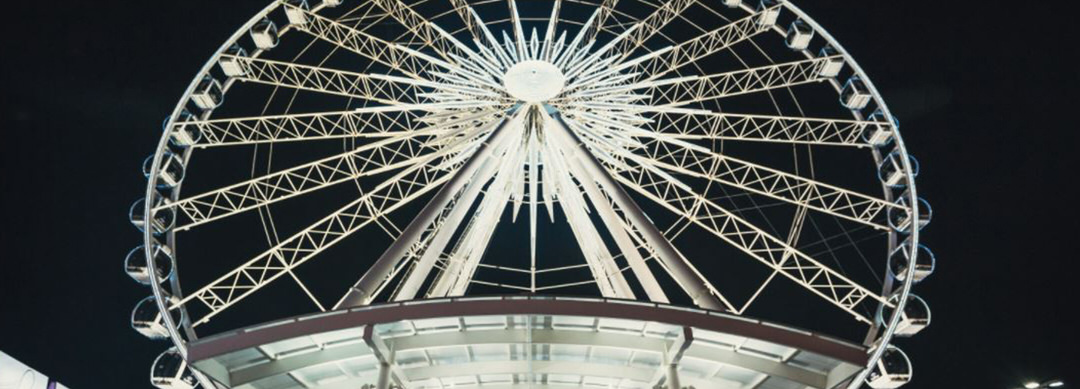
left=128, top=1, right=934, bottom=388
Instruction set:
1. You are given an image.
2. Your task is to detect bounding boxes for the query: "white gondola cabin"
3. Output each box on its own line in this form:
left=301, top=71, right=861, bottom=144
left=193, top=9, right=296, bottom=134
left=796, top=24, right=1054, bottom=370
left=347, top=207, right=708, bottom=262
left=125, top=243, right=175, bottom=285
left=723, top=0, right=740, bottom=7
left=889, top=240, right=935, bottom=283
left=191, top=76, right=223, bottom=110
left=877, top=151, right=919, bottom=188
left=167, top=110, right=202, bottom=148
left=840, top=76, right=872, bottom=110
left=284, top=0, right=310, bottom=26
left=250, top=19, right=279, bottom=50
left=785, top=20, right=814, bottom=50
left=131, top=294, right=182, bottom=339
left=879, top=294, right=931, bottom=337
left=887, top=192, right=932, bottom=234
left=817, top=46, right=845, bottom=78
left=862, top=109, right=897, bottom=147
left=757, top=0, right=782, bottom=28
left=151, top=349, right=198, bottom=389
left=143, top=152, right=186, bottom=189
left=130, top=194, right=176, bottom=236
left=218, top=44, right=249, bottom=78
left=866, top=346, right=912, bottom=388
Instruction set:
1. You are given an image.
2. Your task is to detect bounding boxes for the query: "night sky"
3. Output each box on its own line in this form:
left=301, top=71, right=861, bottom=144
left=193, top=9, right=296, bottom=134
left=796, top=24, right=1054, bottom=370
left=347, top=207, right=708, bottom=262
left=0, top=1, right=1076, bottom=388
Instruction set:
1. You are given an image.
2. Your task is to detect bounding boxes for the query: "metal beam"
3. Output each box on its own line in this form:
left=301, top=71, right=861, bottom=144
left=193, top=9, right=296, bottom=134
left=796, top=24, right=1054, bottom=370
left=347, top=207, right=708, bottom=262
left=649, top=326, right=693, bottom=388
left=369, top=0, right=467, bottom=64
left=171, top=121, right=493, bottom=325
left=544, top=109, right=726, bottom=311
left=287, top=5, right=451, bottom=79
left=336, top=109, right=521, bottom=308
left=391, top=140, right=504, bottom=301
left=180, top=107, right=423, bottom=147
left=646, top=111, right=883, bottom=146
left=563, top=114, right=897, bottom=229
left=597, top=143, right=890, bottom=322
left=572, top=153, right=670, bottom=303
left=364, top=325, right=408, bottom=389
left=611, top=0, right=696, bottom=60
left=226, top=56, right=425, bottom=104
left=622, top=5, right=776, bottom=81
left=643, top=57, right=839, bottom=106
left=163, top=109, right=499, bottom=230
left=435, top=122, right=528, bottom=297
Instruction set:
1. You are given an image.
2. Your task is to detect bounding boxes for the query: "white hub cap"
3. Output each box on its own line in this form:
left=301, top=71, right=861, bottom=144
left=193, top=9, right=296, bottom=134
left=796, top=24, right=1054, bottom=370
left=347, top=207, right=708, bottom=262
left=503, top=60, right=565, bottom=103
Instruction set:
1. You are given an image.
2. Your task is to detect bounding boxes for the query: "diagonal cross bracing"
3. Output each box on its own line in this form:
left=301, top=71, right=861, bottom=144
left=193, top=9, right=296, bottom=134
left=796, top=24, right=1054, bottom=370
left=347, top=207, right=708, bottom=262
left=644, top=57, right=839, bottom=106
left=226, top=55, right=430, bottom=105
left=646, top=111, right=883, bottom=146
left=629, top=135, right=898, bottom=230
left=603, top=6, right=777, bottom=83
left=178, top=107, right=425, bottom=147
left=582, top=0, right=620, bottom=43
left=369, top=0, right=467, bottom=65
left=576, top=131, right=890, bottom=322
left=568, top=113, right=897, bottom=229
left=161, top=110, right=502, bottom=230
left=172, top=122, right=499, bottom=325
left=288, top=5, right=452, bottom=79
left=610, top=0, right=697, bottom=60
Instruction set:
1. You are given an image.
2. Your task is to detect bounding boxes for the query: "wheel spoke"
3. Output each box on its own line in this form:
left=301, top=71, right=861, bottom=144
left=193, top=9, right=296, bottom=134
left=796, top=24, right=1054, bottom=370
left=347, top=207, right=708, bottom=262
left=549, top=9, right=598, bottom=72
left=540, top=0, right=563, bottom=61
left=562, top=24, right=643, bottom=86
left=368, top=0, right=469, bottom=65
left=285, top=5, right=455, bottom=79
left=611, top=0, right=697, bottom=61
left=645, top=110, right=887, bottom=146
left=161, top=109, right=503, bottom=230
left=642, top=57, right=842, bottom=106
left=585, top=134, right=890, bottom=322
left=226, top=55, right=498, bottom=105
left=178, top=106, right=426, bottom=147
left=507, top=0, right=528, bottom=60
left=466, top=6, right=519, bottom=71
left=171, top=122, right=491, bottom=325
left=613, top=5, right=780, bottom=82
left=582, top=0, right=620, bottom=43
left=445, top=0, right=484, bottom=44
left=561, top=104, right=885, bottom=146
left=568, top=113, right=898, bottom=229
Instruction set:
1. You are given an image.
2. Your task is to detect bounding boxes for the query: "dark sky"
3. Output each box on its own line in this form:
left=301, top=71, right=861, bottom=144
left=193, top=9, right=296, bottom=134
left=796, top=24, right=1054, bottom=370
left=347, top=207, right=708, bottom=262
left=0, top=1, right=1076, bottom=389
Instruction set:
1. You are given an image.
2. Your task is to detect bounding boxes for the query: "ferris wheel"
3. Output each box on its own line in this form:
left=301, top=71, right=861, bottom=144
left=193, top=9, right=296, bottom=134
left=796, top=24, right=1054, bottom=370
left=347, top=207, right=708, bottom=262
left=128, top=0, right=934, bottom=388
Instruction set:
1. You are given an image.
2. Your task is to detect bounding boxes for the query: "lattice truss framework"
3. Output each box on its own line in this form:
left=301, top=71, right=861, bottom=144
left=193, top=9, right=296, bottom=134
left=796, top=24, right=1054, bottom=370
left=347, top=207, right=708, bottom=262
left=145, top=0, right=916, bottom=333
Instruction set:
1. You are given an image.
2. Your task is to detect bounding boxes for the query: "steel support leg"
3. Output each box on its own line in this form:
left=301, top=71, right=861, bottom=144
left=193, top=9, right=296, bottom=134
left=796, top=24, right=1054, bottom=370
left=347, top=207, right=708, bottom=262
left=573, top=150, right=670, bottom=303
left=392, top=137, right=508, bottom=301
left=546, top=109, right=725, bottom=310
left=336, top=110, right=520, bottom=308
left=666, top=363, right=681, bottom=389
left=376, top=362, right=391, bottom=389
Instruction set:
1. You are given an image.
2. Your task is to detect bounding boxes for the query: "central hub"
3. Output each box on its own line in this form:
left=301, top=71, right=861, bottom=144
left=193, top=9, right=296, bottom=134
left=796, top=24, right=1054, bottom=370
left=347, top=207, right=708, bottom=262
left=503, top=60, right=565, bottom=103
